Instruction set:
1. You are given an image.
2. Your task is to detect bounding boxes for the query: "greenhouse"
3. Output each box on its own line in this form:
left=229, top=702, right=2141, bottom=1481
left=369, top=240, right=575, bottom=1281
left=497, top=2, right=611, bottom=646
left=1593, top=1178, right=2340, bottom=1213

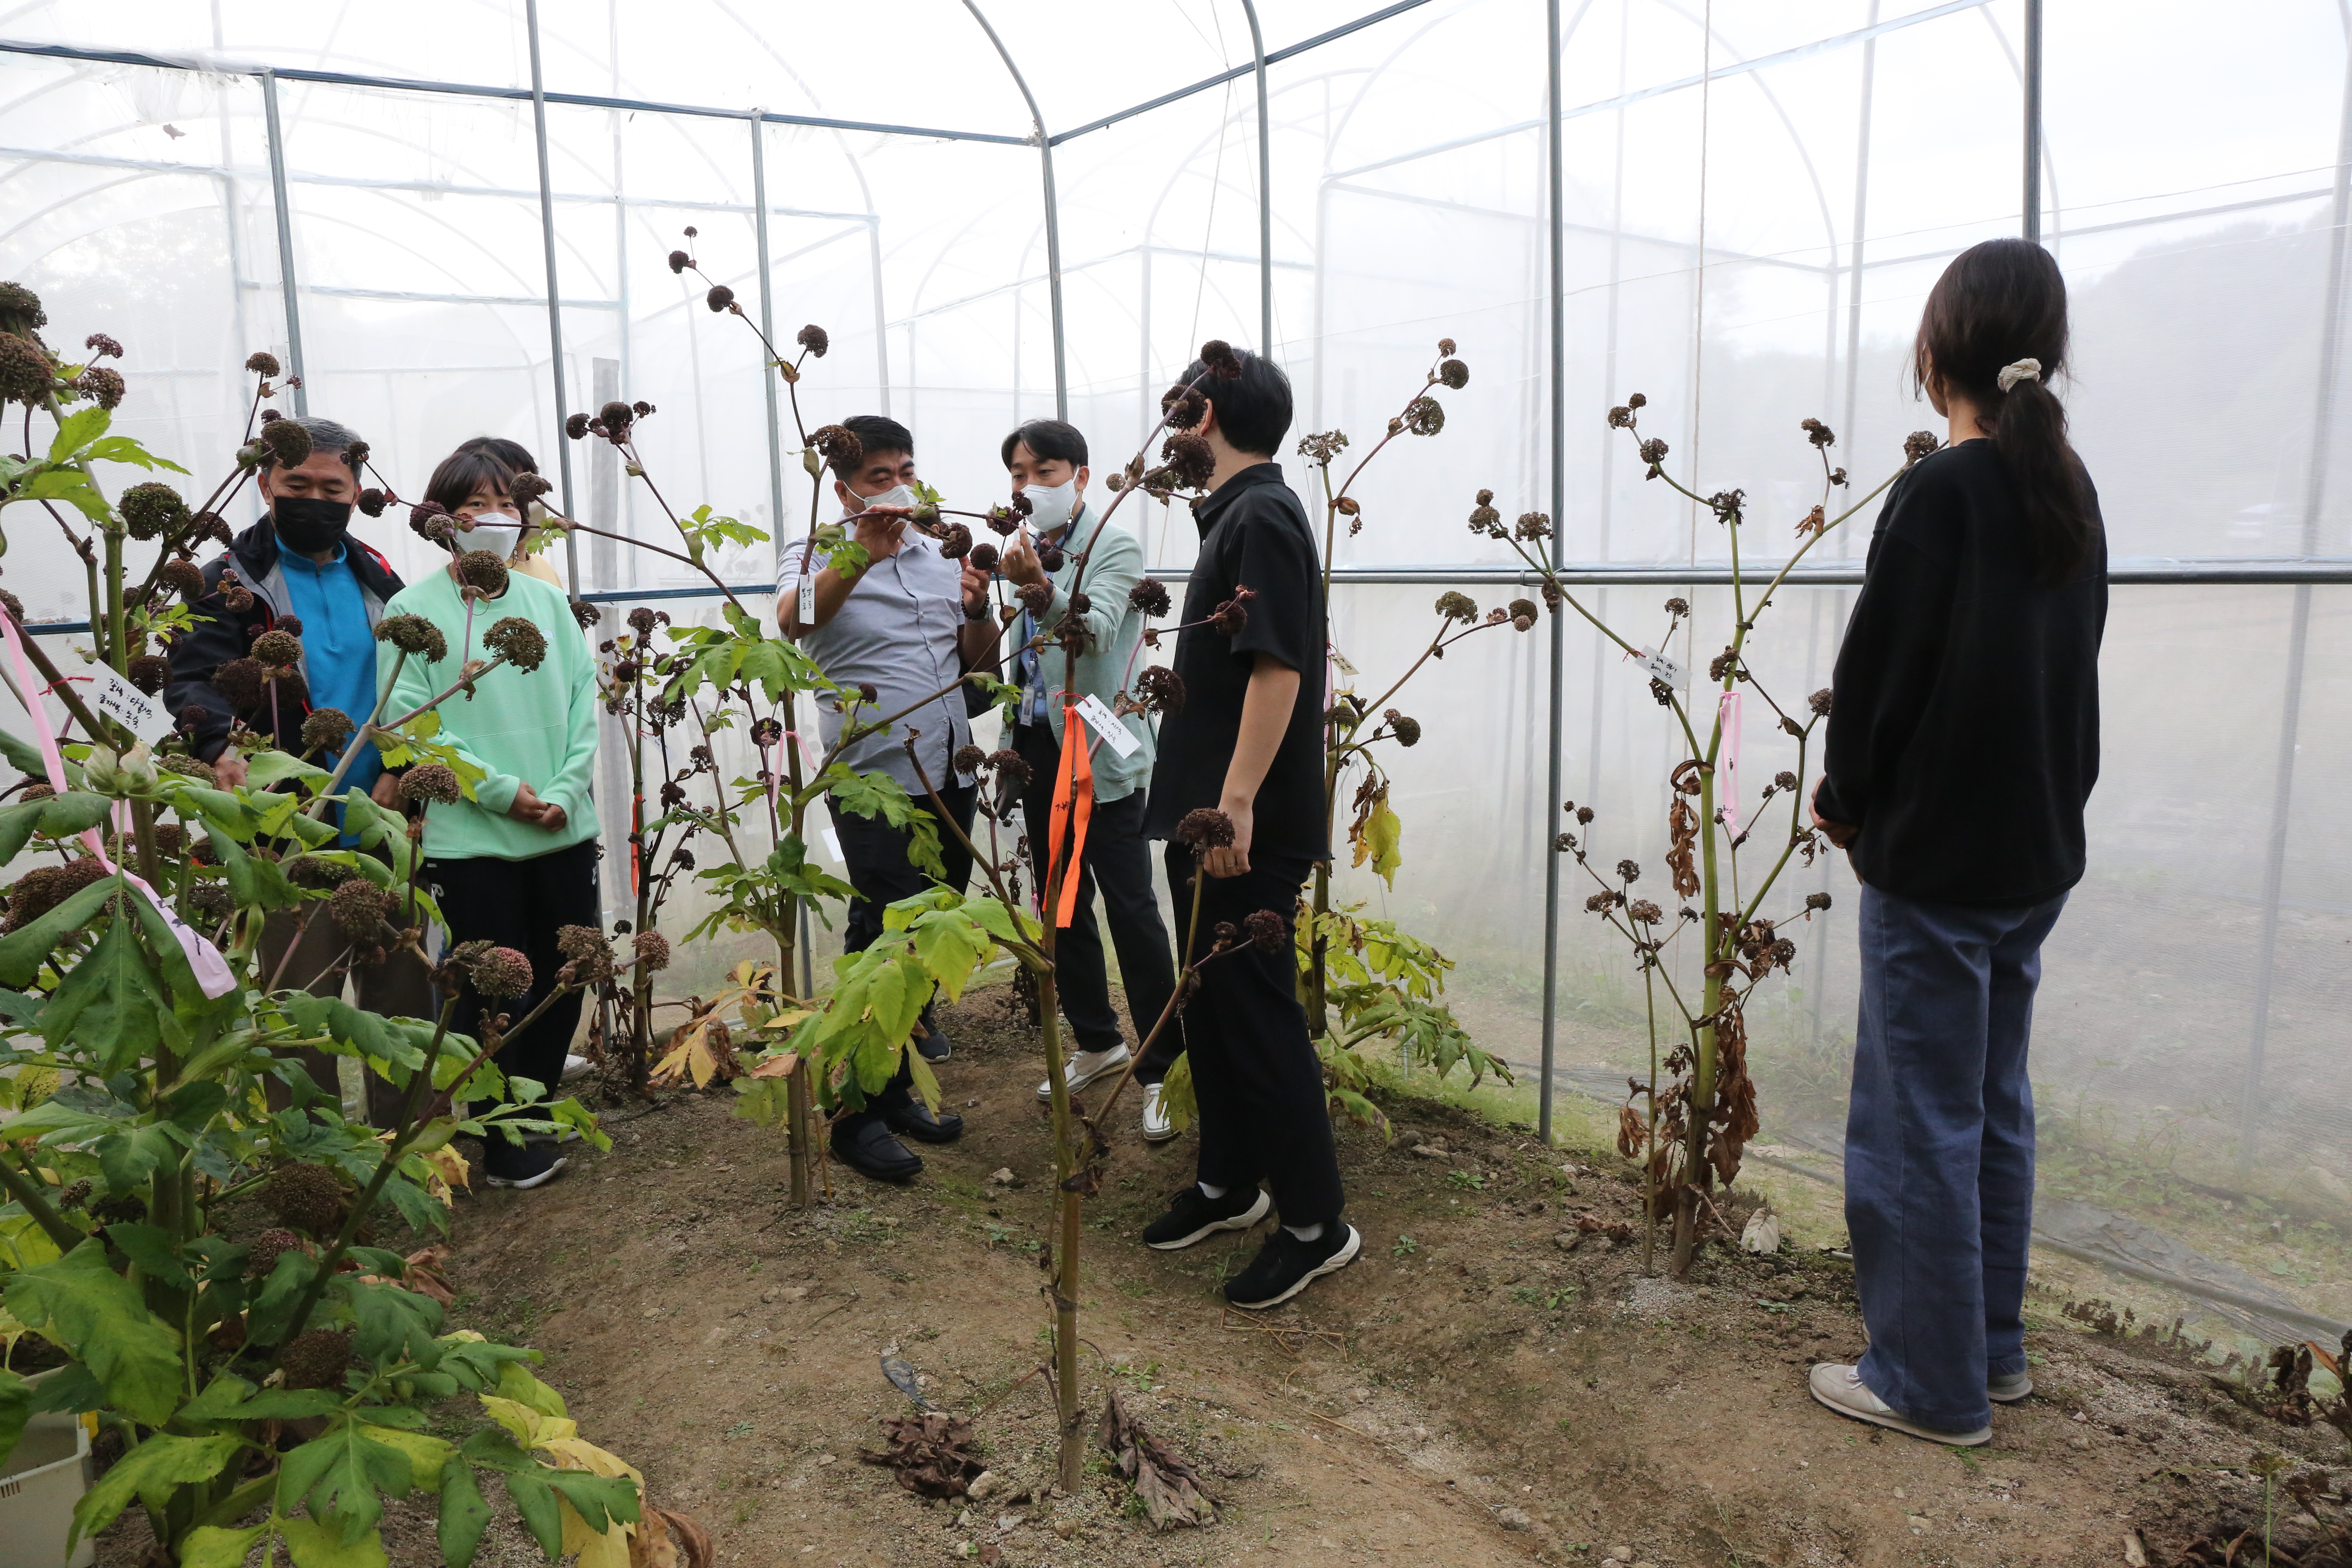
left=0, top=2, right=2348, bottom=1565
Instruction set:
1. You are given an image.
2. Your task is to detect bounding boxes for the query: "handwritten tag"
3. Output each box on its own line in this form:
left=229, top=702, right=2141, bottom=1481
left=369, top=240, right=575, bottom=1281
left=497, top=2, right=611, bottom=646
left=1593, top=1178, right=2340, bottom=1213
left=90, top=667, right=173, bottom=745
left=1075, top=694, right=1140, bottom=759
left=1632, top=646, right=1685, bottom=688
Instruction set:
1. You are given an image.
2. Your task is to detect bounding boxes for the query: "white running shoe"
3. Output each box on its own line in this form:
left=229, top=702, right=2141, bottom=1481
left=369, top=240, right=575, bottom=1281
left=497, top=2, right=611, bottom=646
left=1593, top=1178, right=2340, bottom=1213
left=1036, top=1045, right=1131, bottom=1102
left=1140, top=1081, right=1178, bottom=1142
left=1807, top=1364, right=1990, bottom=1446
left=560, top=1053, right=592, bottom=1084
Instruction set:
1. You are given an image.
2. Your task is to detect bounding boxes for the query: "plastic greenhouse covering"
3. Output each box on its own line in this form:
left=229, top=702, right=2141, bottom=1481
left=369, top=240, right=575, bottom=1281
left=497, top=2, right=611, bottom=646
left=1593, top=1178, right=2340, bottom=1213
left=2, top=0, right=2349, bottom=1345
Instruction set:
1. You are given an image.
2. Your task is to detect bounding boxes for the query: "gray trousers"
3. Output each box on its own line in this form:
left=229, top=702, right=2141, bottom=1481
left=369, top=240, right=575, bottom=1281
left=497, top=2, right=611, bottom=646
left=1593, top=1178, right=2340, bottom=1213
left=258, top=903, right=435, bottom=1126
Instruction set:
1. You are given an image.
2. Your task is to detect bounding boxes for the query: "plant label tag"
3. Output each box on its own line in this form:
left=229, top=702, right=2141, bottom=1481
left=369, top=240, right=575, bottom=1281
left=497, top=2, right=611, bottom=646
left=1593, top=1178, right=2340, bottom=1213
left=1633, top=646, right=1684, bottom=687
left=1074, top=694, right=1140, bottom=759
left=90, top=667, right=173, bottom=745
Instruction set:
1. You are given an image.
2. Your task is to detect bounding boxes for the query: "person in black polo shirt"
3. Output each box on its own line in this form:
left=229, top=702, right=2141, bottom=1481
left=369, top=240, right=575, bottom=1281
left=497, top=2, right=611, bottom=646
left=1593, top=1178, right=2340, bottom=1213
left=1137, top=348, right=1360, bottom=1310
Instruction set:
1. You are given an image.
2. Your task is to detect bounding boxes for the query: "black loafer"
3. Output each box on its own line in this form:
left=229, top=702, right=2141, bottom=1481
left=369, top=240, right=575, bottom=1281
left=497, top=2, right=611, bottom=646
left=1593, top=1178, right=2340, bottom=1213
left=884, top=1099, right=964, bottom=1144
left=832, top=1118, right=923, bottom=1183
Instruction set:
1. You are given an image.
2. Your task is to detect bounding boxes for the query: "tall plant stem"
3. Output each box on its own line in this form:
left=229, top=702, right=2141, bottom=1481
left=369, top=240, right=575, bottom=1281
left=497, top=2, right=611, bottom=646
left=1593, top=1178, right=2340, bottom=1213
left=1038, top=969, right=1085, bottom=1492
left=1641, top=958, right=1661, bottom=1276
left=1677, top=761, right=1722, bottom=1276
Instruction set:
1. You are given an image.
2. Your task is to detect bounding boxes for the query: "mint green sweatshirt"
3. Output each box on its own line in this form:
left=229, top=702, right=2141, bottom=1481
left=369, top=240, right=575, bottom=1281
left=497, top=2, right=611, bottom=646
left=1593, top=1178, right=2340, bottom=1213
left=379, top=566, right=599, bottom=861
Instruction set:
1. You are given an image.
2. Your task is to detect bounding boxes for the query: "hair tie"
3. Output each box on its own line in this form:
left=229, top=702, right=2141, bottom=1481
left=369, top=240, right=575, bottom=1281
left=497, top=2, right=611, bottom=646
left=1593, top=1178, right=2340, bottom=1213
left=1996, top=358, right=2042, bottom=393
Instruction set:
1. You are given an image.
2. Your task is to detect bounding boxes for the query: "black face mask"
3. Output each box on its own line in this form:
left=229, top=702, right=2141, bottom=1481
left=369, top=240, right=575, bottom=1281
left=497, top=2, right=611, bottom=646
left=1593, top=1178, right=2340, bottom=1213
left=272, top=496, right=352, bottom=555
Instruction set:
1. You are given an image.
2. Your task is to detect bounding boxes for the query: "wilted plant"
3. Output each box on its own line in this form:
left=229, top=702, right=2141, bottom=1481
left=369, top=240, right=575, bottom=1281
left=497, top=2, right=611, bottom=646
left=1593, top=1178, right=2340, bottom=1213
left=1479, top=395, right=1928, bottom=1273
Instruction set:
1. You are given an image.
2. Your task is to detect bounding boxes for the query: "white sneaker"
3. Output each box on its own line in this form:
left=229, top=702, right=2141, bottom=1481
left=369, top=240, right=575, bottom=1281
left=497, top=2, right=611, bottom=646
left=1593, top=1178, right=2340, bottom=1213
left=1806, top=1363, right=1990, bottom=1446
left=560, top=1053, right=592, bottom=1084
left=1036, top=1045, right=1131, bottom=1102
left=1140, top=1081, right=1178, bottom=1142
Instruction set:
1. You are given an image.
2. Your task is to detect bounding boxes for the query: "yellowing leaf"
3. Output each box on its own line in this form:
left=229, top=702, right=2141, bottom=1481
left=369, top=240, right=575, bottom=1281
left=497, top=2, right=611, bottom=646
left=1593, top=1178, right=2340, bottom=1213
left=480, top=1396, right=576, bottom=1448
left=747, top=1051, right=800, bottom=1080
left=1348, top=783, right=1403, bottom=886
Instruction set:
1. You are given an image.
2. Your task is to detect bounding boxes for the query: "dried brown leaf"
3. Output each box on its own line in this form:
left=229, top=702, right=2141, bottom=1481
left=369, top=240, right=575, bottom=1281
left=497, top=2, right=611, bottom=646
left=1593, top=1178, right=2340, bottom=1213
left=1097, top=1387, right=1219, bottom=1530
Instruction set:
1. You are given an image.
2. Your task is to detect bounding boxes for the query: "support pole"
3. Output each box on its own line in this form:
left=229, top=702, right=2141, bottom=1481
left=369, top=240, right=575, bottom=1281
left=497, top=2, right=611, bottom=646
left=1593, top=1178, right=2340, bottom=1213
left=2239, top=29, right=2352, bottom=1172
left=963, top=1, right=1067, bottom=418
left=259, top=71, right=308, bottom=417
left=524, top=0, right=580, bottom=590
left=2022, top=0, right=2043, bottom=242
left=1242, top=0, right=1274, bottom=355
left=1538, top=0, right=1566, bottom=1146
left=750, top=113, right=788, bottom=542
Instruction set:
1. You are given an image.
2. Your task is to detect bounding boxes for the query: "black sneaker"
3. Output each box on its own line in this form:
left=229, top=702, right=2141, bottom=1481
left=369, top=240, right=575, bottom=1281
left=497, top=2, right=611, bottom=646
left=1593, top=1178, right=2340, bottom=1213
left=1141, top=1184, right=1270, bottom=1250
left=883, top=1099, right=964, bottom=1144
left=483, top=1139, right=568, bottom=1190
left=915, top=1020, right=952, bottom=1063
left=832, top=1118, right=923, bottom=1183
left=1224, top=1224, right=1361, bottom=1309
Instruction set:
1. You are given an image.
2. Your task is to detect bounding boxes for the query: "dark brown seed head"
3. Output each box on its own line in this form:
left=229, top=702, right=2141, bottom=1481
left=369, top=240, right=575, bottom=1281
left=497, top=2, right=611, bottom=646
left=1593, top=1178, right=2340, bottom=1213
left=667, top=249, right=693, bottom=274
left=262, top=1162, right=347, bottom=1234
left=76, top=365, right=124, bottom=410
left=375, top=614, right=449, bottom=663
left=969, top=541, right=1001, bottom=572
left=245, top=350, right=282, bottom=377
left=705, top=283, right=735, bottom=312
left=0, top=334, right=53, bottom=405
left=1135, top=665, right=1185, bottom=716
left=1199, top=339, right=1243, bottom=378
left=127, top=654, right=169, bottom=695
left=280, top=1328, right=354, bottom=1391
left=1809, top=687, right=1833, bottom=717
left=1177, top=808, right=1235, bottom=851
left=400, top=763, right=462, bottom=806
left=566, top=412, right=592, bottom=440
left=251, top=628, right=302, bottom=668
left=797, top=323, right=830, bottom=357
left=453, top=550, right=509, bottom=597
left=118, top=480, right=188, bottom=542
left=300, top=708, right=354, bottom=753
left=1243, top=909, right=1288, bottom=952
left=1438, top=358, right=1469, bottom=390
left=83, top=332, right=122, bottom=359
left=162, top=558, right=205, bottom=600
left=260, top=417, right=312, bottom=468
left=632, top=931, right=671, bottom=973
left=988, top=748, right=1032, bottom=787
left=213, top=656, right=266, bottom=711
left=483, top=617, right=548, bottom=673
left=1161, top=432, right=1215, bottom=490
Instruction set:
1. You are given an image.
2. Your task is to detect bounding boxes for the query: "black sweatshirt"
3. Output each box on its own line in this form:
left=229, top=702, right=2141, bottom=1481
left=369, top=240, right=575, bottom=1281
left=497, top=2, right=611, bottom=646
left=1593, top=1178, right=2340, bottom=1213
left=1813, top=439, right=2106, bottom=907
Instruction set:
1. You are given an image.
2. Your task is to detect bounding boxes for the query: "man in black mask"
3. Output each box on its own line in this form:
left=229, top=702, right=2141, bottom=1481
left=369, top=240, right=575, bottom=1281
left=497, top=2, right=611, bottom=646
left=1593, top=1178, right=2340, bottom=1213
left=167, top=414, right=406, bottom=788
left=166, top=413, right=427, bottom=1120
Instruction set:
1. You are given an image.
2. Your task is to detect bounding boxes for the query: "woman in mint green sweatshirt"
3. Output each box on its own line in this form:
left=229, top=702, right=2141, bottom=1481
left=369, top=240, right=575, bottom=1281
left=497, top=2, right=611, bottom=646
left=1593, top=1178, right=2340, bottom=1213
left=383, top=453, right=600, bottom=1189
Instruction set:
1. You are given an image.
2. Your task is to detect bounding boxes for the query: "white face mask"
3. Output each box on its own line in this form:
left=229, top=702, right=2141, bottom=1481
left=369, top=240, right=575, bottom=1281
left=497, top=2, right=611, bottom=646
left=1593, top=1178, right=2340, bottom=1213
left=1020, top=477, right=1079, bottom=536
left=842, top=482, right=915, bottom=517
left=461, top=508, right=521, bottom=559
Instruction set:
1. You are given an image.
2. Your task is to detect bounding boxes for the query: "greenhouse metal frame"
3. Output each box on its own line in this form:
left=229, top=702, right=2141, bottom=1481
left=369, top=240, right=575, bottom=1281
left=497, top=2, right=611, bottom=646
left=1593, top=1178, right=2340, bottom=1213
left=4, top=0, right=2350, bottom=1190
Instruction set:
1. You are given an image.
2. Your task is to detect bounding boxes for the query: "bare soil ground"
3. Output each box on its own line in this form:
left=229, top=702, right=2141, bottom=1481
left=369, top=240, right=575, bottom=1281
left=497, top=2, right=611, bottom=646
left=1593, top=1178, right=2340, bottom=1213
left=107, top=984, right=2352, bottom=1567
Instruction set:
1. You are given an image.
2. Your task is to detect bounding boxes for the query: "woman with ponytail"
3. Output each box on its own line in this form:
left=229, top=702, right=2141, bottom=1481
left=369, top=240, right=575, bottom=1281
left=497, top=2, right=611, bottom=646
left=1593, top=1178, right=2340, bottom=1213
left=1807, top=237, right=2106, bottom=1446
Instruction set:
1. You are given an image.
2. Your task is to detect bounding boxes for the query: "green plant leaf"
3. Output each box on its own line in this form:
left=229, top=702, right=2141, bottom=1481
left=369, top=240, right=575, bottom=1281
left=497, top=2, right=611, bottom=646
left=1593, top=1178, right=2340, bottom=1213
left=277, top=1420, right=413, bottom=1545
left=542, top=1462, right=640, bottom=1532
left=503, top=1469, right=565, bottom=1557
left=104, top=1221, right=194, bottom=1291
left=46, top=405, right=109, bottom=464
left=0, top=875, right=119, bottom=989
left=68, top=1432, right=243, bottom=1548
left=4, top=1239, right=183, bottom=1425
left=41, top=914, right=172, bottom=1072
left=280, top=1516, right=390, bottom=1568
left=0, top=1368, right=29, bottom=1468
left=36, top=790, right=116, bottom=839
left=179, top=1523, right=268, bottom=1568
left=244, top=749, right=331, bottom=789
left=907, top=909, right=993, bottom=1004
left=493, top=1361, right=568, bottom=1420
left=438, top=1461, right=492, bottom=1568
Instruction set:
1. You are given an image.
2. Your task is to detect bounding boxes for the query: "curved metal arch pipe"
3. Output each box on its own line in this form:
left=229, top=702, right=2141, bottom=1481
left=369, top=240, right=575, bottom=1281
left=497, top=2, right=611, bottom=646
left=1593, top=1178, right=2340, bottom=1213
left=961, top=0, right=1068, bottom=420
left=1241, top=0, right=1273, bottom=354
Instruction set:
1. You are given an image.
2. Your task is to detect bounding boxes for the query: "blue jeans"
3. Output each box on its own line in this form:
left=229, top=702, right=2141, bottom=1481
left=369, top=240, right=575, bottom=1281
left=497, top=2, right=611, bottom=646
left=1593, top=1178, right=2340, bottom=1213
left=1846, top=881, right=2067, bottom=1432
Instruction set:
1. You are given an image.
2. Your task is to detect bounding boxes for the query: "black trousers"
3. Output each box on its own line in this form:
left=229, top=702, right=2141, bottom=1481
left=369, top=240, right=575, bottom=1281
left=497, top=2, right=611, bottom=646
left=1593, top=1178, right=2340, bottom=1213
left=1162, top=844, right=1343, bottom=1225
left=829, top=780, right=976, bottom=1121
left=423, top=839, right=599, bottom=1105
left=1015, top=722, right=1184, bottom=1079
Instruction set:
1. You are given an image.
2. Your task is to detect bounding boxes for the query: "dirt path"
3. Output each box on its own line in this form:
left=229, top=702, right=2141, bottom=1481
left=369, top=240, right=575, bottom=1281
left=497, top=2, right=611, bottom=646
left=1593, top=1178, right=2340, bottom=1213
left=379, top=988, right=2348, bottom=1567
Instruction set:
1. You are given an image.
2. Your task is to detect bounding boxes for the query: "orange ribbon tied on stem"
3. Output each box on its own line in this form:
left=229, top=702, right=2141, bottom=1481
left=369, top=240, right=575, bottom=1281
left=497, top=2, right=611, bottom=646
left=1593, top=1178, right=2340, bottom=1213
left=1045, top=701, right=1095, bottom=928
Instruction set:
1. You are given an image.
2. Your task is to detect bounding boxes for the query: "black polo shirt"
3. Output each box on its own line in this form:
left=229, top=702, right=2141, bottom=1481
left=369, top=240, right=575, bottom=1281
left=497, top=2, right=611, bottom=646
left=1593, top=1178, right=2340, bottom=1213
left=1143, top=462, right=1330, bottom=860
